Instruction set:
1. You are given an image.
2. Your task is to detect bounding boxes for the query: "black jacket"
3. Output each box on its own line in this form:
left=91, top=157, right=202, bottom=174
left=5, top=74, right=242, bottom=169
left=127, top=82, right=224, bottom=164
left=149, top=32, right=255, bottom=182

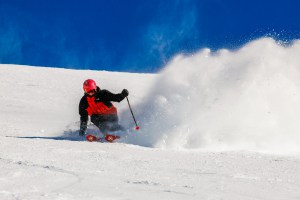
left=79, top=87, right=126, bottom=123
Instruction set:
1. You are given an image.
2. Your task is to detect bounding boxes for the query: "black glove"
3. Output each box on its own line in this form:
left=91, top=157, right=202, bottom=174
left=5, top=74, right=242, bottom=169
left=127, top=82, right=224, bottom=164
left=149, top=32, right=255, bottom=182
left=79, top=121, right=87, bottom=136
left=121, top=89, right=129, bottom=97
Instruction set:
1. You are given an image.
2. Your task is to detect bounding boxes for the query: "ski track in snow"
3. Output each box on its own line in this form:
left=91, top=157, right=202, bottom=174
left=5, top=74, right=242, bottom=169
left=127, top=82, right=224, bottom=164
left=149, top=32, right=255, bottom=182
left=0, top=156, right=83, bottom=194
left=1, top=38, right=300, bottom=199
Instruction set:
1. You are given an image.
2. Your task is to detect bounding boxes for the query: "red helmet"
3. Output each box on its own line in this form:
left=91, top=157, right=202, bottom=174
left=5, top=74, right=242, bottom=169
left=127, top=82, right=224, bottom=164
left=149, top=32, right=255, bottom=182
left=83, top=79, right=97, bottom=93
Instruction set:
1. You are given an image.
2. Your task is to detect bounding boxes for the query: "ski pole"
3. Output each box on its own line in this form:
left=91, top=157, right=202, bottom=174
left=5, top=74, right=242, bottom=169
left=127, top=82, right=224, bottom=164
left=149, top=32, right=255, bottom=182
left=126, top=96, right=140, bottom=130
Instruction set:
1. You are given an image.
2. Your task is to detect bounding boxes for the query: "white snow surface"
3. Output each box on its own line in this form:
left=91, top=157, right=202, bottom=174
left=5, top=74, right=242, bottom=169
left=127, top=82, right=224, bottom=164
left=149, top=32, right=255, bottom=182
left=1, top=38, right=300, bottom=199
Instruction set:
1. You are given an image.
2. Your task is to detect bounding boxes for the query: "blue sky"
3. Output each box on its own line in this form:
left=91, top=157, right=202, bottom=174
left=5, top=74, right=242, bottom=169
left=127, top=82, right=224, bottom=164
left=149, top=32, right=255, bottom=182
left=0, top=0, right=300, bottom=72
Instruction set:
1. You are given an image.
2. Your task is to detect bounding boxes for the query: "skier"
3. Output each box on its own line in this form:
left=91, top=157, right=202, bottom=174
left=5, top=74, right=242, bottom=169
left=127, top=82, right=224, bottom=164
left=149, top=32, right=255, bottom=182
left=78, top=79, right=129, bottom=139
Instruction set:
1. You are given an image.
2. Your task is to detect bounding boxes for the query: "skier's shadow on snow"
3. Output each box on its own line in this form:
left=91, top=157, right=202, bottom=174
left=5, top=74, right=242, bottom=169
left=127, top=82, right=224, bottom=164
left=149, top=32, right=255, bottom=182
left=8, top=130, right=87, bottom=142
left=12, top=135, right=85, bottom=142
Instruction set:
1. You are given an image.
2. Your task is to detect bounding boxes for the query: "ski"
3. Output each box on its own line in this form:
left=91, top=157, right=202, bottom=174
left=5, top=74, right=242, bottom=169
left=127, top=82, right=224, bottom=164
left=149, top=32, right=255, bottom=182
left=86, top=134, right=100, bottom=142
left=104, top=134, right=121, bottom=142
left=85, top=134, right=120, bottom=143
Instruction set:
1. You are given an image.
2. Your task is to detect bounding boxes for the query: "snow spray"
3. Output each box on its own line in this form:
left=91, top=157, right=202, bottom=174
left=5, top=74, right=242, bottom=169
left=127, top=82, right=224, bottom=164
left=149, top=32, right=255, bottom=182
left=128, top=37, right=300, bottom=154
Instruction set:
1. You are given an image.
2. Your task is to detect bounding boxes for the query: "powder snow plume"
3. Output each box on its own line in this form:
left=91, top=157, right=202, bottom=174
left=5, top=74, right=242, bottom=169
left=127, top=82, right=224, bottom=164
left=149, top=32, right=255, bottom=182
left=125, top=37, right=300, bottom=154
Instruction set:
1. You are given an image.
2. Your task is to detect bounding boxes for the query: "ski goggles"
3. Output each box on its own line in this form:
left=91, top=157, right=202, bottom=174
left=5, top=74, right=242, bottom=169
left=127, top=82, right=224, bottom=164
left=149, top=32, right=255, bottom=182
left=86, top=89, right=96, bottom=95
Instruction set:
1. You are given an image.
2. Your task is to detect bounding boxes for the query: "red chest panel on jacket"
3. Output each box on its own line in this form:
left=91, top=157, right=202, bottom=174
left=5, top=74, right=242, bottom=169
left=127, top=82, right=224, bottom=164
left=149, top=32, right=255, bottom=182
left=86, top=96, right=117, bottom=116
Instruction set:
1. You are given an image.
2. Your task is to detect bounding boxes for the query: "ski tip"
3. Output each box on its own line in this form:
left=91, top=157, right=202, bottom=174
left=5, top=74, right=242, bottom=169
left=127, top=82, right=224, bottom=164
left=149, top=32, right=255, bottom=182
left=135, top=126, right=140, bottom=130
left=105, top=135, right=120, bottom=143
left=86, top=134, right=98, bottom=142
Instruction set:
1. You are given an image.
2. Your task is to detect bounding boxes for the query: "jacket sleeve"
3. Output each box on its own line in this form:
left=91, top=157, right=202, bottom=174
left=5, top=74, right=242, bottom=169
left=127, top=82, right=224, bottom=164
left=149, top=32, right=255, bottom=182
left=79, top=96, right=89, bottom=122
left=100, top=89, right=125, bottom=102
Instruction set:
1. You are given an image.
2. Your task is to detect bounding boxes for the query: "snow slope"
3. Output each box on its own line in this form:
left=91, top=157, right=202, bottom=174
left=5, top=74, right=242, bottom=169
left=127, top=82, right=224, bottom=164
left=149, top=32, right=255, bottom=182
left=1, top=38, right=300, bottom=199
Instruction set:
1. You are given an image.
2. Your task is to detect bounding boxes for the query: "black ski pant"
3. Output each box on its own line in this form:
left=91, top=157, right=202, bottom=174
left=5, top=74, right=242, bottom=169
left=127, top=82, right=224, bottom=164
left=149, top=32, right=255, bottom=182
left=91, top=114, right=124, bottom=134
